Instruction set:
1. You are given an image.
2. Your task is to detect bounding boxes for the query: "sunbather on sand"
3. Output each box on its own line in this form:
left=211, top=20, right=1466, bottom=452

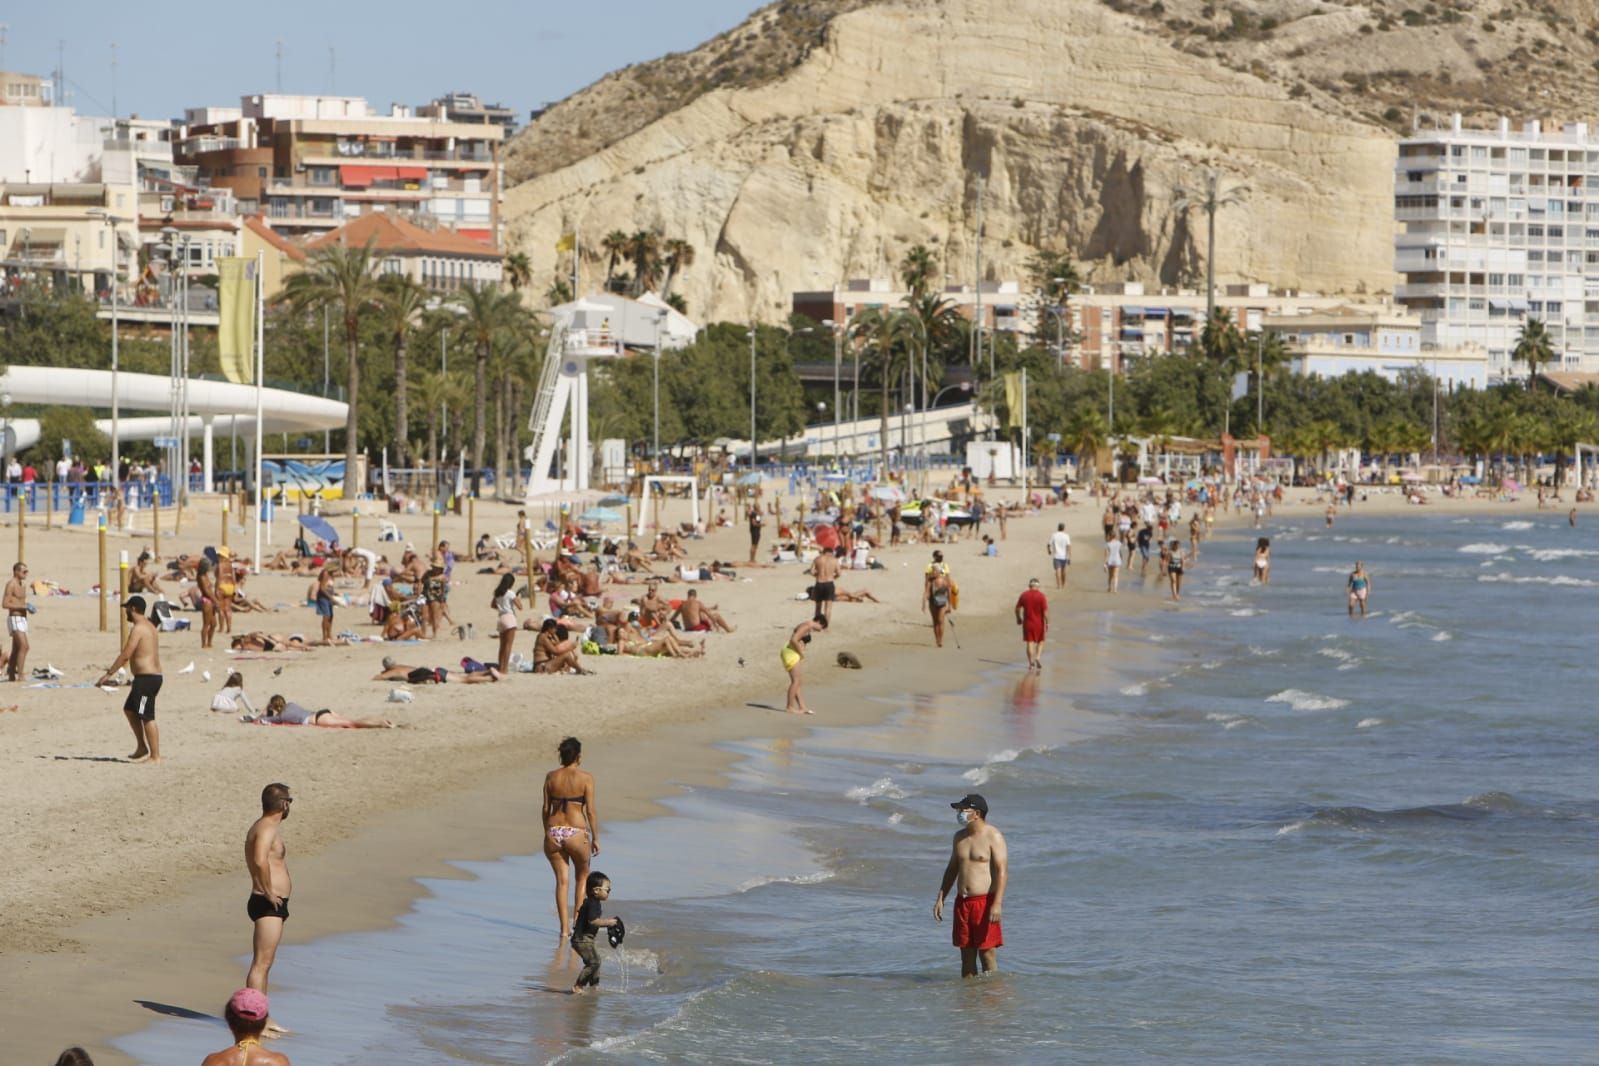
left=243, top=694, right=396, bottom=728
left=230, top=632, right=317, bottom=652
left=371, top=657, right=502, bottom=683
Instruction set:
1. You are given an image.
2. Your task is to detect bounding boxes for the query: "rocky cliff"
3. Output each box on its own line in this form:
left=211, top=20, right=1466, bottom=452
left=503, top=0, right=1599, bottom=323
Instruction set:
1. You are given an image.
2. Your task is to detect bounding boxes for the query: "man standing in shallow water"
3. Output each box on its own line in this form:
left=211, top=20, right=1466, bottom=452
left=246, top=782, right=294, bottom=1038
left=934, top=793, right=1008, bottom=977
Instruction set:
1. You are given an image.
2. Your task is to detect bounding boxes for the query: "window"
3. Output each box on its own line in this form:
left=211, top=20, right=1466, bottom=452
left=1547, top=301, right=1562, bottom=314
left=309, top=167, right=335, bottom=186
left=257, top=167, right=268, bottom=179
left=1343, top=333, right=1355, bottom=346
left=1489, top=273, right=1505, bottom=286
left=382, top=257, right=402, bottom=275
left=1529, top=225, right=1545, bottom=238
left=1510, top=147, right=1528, bottom=164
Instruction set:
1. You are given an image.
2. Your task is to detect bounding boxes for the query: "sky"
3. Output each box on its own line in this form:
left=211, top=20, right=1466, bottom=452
left=3, top=0, right=767, bottom=121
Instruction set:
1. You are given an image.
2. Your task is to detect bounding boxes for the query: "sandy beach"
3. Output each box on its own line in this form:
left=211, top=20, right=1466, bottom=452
left=0, top=478, right=1568, bottom=1062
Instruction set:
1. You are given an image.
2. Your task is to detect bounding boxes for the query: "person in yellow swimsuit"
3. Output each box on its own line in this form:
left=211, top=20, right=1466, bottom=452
left=782, top=618, right=826, bottom=715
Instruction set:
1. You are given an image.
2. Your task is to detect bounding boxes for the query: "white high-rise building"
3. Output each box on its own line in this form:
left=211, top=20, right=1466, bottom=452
left=1395, top=113, right=1599, bottom=384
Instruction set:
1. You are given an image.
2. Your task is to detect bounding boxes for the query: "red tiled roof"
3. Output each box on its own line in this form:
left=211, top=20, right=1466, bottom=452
left=306, top=212, right=500, bottom=259
left=244, top=215, right=307, bottom=262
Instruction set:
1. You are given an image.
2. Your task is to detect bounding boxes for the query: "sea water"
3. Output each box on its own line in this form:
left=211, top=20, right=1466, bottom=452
left=120, top=510, right=1599, bottom=1063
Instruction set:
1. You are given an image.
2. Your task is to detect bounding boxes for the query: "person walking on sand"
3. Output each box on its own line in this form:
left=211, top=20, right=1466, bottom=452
left=544, top=737, right=600, bottom=938
left=1253, top=537, right=1271, bottom=586
left=810, top=545, right=840, bottom=624
left=923, top=550, right=953, bottom=648
left=313, top=566, right=336, bottom=645
left=3, top=560, right=30, bottom=681
left=1347, top=561, right=1371, bottom=618
left=201, top=989, right=291, bottom=1065
left=245, top=783, right=294, bottom=1038
left=747, top=502, right=763, bottom=565
left=96, top=595, right=162, bottom=763
left=1103, top=531, right=1123, bottom=593
left=1015, top=577, right=1049, bottom=671
left=1167, top=539, right=1187, bottom=601
left=933, top=793, right=1008, bottom=978
left=1048, top=523, right=1071, bottom=589
left=782, top=617, right=825, bottom=714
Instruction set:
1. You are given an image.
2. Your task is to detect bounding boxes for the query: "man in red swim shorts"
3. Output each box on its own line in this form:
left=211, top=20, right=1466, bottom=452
left=933, top=792, right=1009, bottom=977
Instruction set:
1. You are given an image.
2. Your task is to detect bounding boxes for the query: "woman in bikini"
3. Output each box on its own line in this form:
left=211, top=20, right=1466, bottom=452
left=543, top=736, right=599, bottom=938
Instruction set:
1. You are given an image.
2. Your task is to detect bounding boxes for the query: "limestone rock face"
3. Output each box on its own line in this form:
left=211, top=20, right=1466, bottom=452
left=504, top=0, right=1403, bottom=322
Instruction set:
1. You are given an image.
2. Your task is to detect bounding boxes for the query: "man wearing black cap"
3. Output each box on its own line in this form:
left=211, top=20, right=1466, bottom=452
left=933, top=793, right=1008, bottom=977
left=97, top=594, right=163, bottom=763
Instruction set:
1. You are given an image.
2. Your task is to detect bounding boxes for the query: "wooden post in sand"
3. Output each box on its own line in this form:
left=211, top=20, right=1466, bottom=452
left=152, top=494, right=162, bottom=561
left=117, top=550, right=129, bottom=645
left=221, top=500, right=230, bottom=550
left=431, top=505, right=440, bottom=551
left=98, top=515, right=108, bottom=632
left=467, top=495, right=475, bottom=553
left=46, top=482, right=53, bottom=529
left=351, top=509, right=360, bottom=551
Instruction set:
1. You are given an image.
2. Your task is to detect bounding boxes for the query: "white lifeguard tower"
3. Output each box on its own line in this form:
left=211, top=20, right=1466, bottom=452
left=523, top=303, right=624, bottom=501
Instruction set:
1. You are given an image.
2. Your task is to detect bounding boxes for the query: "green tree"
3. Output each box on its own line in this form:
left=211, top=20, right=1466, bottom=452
left=34, top=406, right=108, bottom=464
left=454, top=283, right=533, bottom=492
left=628, top=231, right=663, bottom=296
left=276, top=239, right=385, bottom=484
left=1512, top=317, right=1556, bottom=390
left=504, top=252, right=533, bottom=293
left=375, top=274, right=429, bottom=467
left=899, top=244, right=938, bottom=301
left=661, top=239, right=696, bottom=302
left=1064, top=405, right=1108, bottom=483
left=600, top=230, right=631, bottom=292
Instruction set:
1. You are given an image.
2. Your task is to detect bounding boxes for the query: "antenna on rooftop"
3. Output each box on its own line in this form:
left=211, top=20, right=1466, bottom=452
left=275, top=40, right=284, bottom=92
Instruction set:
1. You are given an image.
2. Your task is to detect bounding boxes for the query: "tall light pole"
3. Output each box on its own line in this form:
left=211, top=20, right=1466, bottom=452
left=748, top=325, right=757, bottom=467
left=652, top=309, right=667, bottom=470
left=88, top=209, right=124, bottom=490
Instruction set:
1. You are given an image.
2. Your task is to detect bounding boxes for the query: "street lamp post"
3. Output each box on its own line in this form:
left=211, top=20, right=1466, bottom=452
left=88, top=210, right=124, bottom=492
left=748, top=326, right=757, bottom=468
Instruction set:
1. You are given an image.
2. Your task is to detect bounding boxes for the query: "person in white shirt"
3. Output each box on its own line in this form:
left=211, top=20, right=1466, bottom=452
left=211, top=671, right=258, bottom=715
left=55, top=457, right=70, bottom=482
left=1047, top=524, right=1072, bottom=589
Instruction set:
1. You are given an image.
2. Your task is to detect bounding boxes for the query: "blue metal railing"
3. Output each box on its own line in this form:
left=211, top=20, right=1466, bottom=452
left=0, top=478, right=177, bottom=514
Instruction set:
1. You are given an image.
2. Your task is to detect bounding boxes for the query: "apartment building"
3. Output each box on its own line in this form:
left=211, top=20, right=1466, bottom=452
left=1261, top=306, right=1488, bottom=389
left=174, top=93, right=503, bottom=242
left=1395, top=113, right=1599, bottom=382
left=793, top=278, right=1027, bottom=329
left=306, top=212, right=501, bottom=292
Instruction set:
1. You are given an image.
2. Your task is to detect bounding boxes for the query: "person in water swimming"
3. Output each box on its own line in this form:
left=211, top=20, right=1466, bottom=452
left=543, top=737, right=600, bottom=939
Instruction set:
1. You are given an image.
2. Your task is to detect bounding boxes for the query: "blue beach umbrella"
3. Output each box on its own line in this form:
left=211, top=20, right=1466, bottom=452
left=735, top=471, right=763, bottom=487
left=597, top=493, right=629, bottom=506
left=579, top=507, right=623, bottom=525
left=296, top=513, right=340, bottom=547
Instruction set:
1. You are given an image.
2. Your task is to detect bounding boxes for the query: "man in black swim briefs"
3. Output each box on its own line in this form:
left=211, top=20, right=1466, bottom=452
left=97, top=594, right=163, bottom=763
left=245, top=783, right=294, bottom=1035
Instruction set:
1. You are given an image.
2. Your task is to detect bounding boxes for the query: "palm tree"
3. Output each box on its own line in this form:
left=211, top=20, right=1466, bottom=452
left=1512, top=317, right=1556, bottom=390
left=375, top=274, right=430, bottom=468
left=1064, top=405, right=1108, bottom=484
left=1172, top=169, right=1250, bottom=328
left=455, top=283, right=533, bottom=494
left=276, top=239, right=384, bottom=489
left=628, top=230, right=663, bottom=296
left=1199, top=308, right=1246, bottom=436
left=661, top=238, right=696, bottom=301
left=411, top=366, right=470, bottom=480
left=855, top=307, right=925, bottom=470
left=899, top=244, right=938, bottom=301
left=503, top=252, right=533, bottom=293
left=600, top=230, right=630, bottom=292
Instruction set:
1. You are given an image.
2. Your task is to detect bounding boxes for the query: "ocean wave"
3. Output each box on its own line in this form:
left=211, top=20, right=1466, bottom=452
left=1478, top=572, right=1599, bottom=588
left=1246, top=645, right=1279, bottom=657
left=1229, top=608, right=1260, bottom=617
left=845, top=777, right=908, bottom=804
left=1265, top=688, right=1350, bottom=712
left=736, top=870, right=833, bottom=893
left=963, top=745, right=1055, bottom=785
left=1356, top=717, right=1384, bottom=729
left=1501, top=520, right=1534, bottom=530
left=1120, top=682, right=1148, bottom=696
left=1430, top=631, right=1452, bottom=642
left=1459, top=542, right=1510, bottom=555
left=1278, top=801, right=1497, bottom=834
left=1317, top=648, right=1360, bottom=667
left=1205, top=712, right=1253, bottom=730
left=1524, top=547, right=1599, bottom=562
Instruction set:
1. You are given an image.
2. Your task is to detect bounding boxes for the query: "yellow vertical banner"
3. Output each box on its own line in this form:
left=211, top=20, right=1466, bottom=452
left=1003, top=371, right=1023, bottom=429
left=217, top=257, right=257, bottom=385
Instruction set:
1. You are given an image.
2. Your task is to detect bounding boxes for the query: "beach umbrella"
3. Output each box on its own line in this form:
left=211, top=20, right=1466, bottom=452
left=296, top=513, right=340, bottom=547
left=579, top=507, right=623, bottom=525
left=813, top=524, right=841, bottom=550
left=598, top=493, right=629, bottom=506
left=803, top=512, right=839, bottom=527
left=735, top=471, right=762, bottom=487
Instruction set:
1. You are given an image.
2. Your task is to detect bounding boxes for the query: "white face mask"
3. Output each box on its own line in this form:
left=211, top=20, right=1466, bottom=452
left=956, top=809, right=973, bottom=826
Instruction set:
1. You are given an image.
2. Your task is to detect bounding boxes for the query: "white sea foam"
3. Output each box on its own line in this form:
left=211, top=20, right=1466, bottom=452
left=1525, top=547, right=1599, bottom=562
left=1229, top=608, right=1260, bottom=617
left=1459, top=542, right=1510, bottom=555
left=1120, top=682, right=1149, bottom=696
left=1276, top=821, right=1306, bottom=836
left=1357, top=717, right=1385, bottom=729
left=1501, top=520, right=1534, bottom=531
left=1430, top=631, right=1453, bottom=642
left=887, top=811, right=904, bottom=825
left=963, top=745, right=1053, bottom=785
left=1478, top=572, right=1599, bottom=588
left=1200, top=660, right=1222, bottom=670
left=1312, top=566, right=1345, bottom=574
left=736, top=870, right=833, bottom=893
left=845, top=777, right=908, bottom=804
left=1205, top=712, right=1252, bottom=730
left=1265, top=689, right=1350, bottom=712
left=1318, top=648, right=1359, bottom=666
left=1246, top=645, right=1279, bottom=657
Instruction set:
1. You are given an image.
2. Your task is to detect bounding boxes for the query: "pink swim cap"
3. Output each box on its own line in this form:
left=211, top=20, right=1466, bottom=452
left=227, top=988, right=270, bottom=1021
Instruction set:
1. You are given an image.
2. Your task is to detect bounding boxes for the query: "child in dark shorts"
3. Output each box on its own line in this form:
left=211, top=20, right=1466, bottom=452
left=571, top=871, right=620, bottom=993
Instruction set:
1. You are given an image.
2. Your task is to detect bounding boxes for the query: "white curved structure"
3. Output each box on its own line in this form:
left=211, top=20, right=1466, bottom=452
left=0, top=367, right=347, bottom=488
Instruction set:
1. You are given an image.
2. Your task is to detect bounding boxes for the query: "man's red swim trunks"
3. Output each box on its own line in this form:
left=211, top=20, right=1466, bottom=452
left=952, top=893, right=1003, bottom=949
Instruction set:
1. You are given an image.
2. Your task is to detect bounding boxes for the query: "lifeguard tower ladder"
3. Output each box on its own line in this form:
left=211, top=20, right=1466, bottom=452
left=523, top=322, right=622, bottom=501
